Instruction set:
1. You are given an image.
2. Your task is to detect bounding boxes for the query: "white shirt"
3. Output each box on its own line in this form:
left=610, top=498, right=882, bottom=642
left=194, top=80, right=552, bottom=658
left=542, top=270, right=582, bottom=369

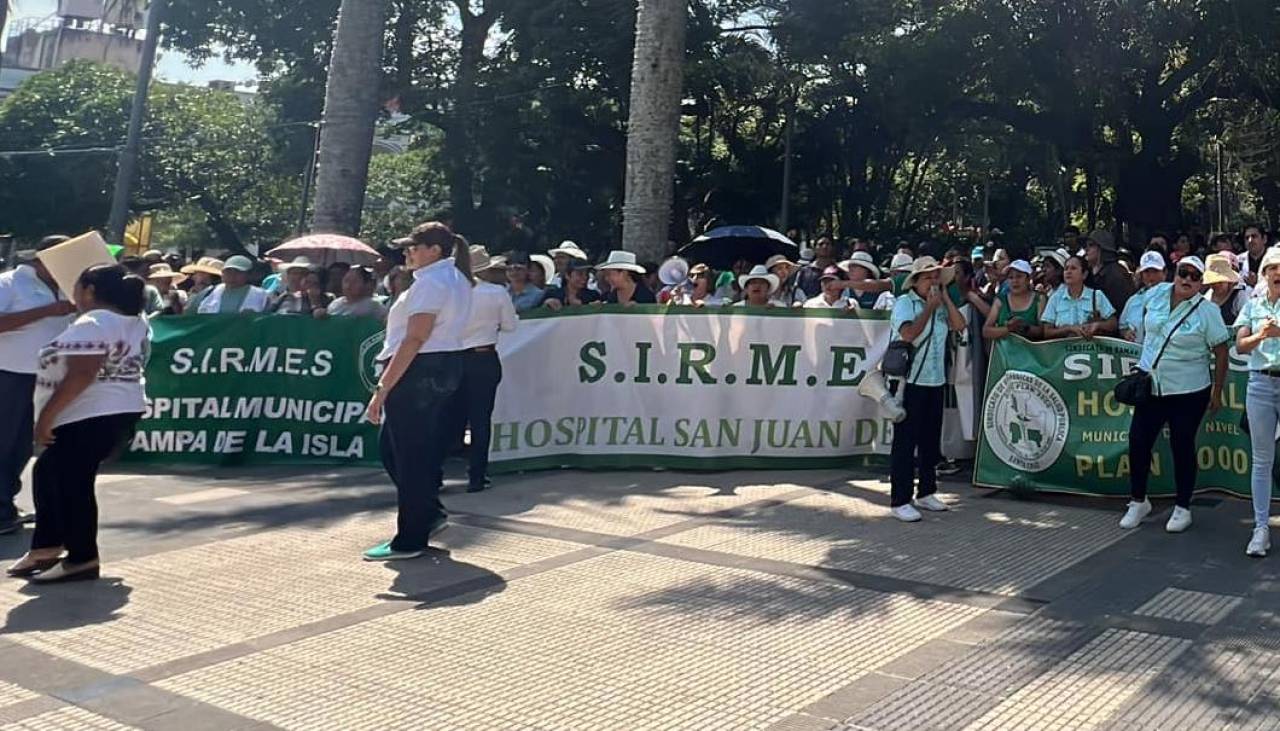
left=0, top=265, right=74, bottom=374
left=461, top=281, right=517, bottom=349
left=35, top=310, right=150, bottom=428
left=377, top=258, right=473, bottom=360
left=804, top=294, right=850, bottom=309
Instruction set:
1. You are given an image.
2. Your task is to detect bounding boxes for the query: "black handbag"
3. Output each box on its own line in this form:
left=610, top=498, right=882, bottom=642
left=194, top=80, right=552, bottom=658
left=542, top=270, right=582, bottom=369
left=884, top=303, right=935, bottom=379
left=1114, top=297, right=1202, bottom=407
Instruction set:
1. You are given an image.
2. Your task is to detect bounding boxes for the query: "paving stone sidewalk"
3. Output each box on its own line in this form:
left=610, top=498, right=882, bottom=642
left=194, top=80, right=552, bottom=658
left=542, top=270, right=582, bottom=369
left=0, top=465, right=1275, bottom=730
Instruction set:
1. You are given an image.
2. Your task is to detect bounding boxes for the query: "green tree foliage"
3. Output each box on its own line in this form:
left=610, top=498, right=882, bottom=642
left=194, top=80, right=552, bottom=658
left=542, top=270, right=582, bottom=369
left=0, top=61, right=295, bottom=252
left=14, top=1, right=1280, bottom=252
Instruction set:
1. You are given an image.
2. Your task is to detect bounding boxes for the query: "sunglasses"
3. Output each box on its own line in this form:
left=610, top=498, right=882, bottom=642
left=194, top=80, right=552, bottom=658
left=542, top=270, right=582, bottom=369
left=1176, top=268, right=1203, bottom=281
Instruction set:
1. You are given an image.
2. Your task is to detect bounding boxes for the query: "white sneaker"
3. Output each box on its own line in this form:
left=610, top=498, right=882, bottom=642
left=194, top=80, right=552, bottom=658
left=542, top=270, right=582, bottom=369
left=892, top=504, right=923, bottom=523
left=915, top=495, right=950, bottom=512
left=1165, top=507, right=1193, bottom=533
left=1247, top=526, right=1271, bottom=558
left=1119, top=499, right=1152, bottom=529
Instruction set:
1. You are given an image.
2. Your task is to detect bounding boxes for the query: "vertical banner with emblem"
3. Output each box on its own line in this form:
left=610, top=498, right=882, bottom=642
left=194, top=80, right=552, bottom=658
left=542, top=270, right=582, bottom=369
left=975, top=336, right=1261, bottom=499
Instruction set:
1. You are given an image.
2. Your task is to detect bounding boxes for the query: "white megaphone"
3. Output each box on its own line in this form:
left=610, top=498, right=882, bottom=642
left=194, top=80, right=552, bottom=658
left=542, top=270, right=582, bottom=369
left=858, top=370, right=907, bottom=424
left=659, top=256, right=691, bottom=287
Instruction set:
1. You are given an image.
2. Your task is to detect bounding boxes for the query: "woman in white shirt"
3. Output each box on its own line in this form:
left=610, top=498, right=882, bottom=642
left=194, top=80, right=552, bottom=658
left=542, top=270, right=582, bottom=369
left=9, top=265, right=150, bottom=583
left=451, top=246, right=517, bottom=493
left=362, top=222, right=474, bottom=562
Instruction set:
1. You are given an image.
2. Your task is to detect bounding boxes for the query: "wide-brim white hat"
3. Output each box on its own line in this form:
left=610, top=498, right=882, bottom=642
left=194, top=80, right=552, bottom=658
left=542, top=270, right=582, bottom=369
left=596, top=250, right=646, bottom=274
left=738, top=265, right=780, bottom=294
left=842, top=252, right=881, bottom=278
left=530, top=253, right=555, bottom=282
left=548, top=240, right=589, bottom=260
left=1260, top=247, right=1280, bottom=276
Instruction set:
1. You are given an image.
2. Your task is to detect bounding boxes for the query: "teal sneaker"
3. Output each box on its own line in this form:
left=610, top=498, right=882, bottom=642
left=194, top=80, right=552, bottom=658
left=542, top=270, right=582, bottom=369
left=362, top=541, right=424, bottom=562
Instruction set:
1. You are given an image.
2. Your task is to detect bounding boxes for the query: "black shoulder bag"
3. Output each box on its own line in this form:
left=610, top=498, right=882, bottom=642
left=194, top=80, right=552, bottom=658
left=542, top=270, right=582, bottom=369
left=1113, top=298, right=1202, bottom=407
left=883, top=301, right=935, bottom=379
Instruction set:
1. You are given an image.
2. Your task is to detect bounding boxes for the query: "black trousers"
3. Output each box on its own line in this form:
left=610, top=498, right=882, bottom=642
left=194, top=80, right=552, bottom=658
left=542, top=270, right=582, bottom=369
left=379, top=352, right=463, bottom=552
left=1128, top=387, right=1211, bottom=509
left=890, top=384, right=945, bottom=507
left=449, top=350, right=503, bottom=487
left=31, top=412, right=140, bottom=563
left=0, top=370, right=36, bottom=522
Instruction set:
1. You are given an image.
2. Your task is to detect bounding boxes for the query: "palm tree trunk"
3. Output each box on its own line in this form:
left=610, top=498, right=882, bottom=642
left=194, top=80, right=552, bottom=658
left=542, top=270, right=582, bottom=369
left=311, top=0, right=388, bottom=235
left=1, top=1, right=10, bottom=74
left=621, top=0, right=686, bottom=261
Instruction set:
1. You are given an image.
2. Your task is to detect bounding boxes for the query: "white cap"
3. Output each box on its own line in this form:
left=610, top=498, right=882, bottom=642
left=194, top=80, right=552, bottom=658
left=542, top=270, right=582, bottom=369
left=1176, top=255, right=1206, bottom=274
left=1007, top=259, right=1033, bottom=276
left=1137, top=251, right=1166, bottom=273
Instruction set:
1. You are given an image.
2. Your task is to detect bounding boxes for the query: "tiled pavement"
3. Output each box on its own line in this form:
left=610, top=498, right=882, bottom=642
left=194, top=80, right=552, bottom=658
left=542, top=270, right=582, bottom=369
left=0, top=465, right=1277, bottom=730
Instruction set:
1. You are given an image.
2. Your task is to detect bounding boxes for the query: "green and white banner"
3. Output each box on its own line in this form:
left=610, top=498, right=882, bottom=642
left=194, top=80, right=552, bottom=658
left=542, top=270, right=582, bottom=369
left=124, top=314, right=385, bottom=466
left=974, top=337, right=1264, bottom=499
left=489, top=307, right=895, bottom=472
left=124, top=308, right=898, bottom=470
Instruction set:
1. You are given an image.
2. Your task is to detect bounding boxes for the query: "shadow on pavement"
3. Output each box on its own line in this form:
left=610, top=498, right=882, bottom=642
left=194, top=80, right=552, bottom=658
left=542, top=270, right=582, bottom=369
left=376, top=549, right=506, bottom=610
left=2, top=578, right=131, bottom=633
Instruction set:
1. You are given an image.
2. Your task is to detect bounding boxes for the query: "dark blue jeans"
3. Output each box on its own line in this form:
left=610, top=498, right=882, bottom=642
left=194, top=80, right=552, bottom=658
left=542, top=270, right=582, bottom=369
left=379, top=352, right=463, bottom=552
left=0, top=370, right=36, bottom=522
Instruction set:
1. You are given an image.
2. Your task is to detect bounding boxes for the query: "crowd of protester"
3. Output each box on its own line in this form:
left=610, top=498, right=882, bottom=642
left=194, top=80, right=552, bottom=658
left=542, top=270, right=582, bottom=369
left=3, top=220, right=1280, bottom=578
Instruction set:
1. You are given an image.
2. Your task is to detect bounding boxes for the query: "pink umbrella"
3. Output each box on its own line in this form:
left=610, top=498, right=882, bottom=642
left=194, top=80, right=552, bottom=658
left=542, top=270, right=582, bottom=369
left=266, top=234, right=382, bottom=266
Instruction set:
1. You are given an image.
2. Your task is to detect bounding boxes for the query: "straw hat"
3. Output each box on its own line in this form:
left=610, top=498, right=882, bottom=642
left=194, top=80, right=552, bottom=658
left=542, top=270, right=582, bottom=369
left=146, top=263, right=186, bottom=284
left=737, top=265, right=780, bottom=294
left=889, top=253, right=914, bottom=274
left=596, top=251, right=646, bottom=274
left=903, top=256, right=955, bottom=289
left=180, top=256, right=225, bottom=277
left=1202, top=253, right=1240, bottom=285
left=765, top=254, right=796, bottom=272
left=469, top=245, right=505, bottom=273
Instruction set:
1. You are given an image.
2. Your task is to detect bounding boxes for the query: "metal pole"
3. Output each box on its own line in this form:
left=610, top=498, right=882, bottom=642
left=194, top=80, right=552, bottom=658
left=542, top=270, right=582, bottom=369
left=779, top=95, right=795, bottom=232
left=106, top=0, right=165, bottom=245
left=296, top=122, right=321, bottom=235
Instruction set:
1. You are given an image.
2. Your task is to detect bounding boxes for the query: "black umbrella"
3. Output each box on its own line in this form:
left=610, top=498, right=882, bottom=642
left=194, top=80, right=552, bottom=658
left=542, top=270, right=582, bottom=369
left=677, top=226, right=801, bottom=270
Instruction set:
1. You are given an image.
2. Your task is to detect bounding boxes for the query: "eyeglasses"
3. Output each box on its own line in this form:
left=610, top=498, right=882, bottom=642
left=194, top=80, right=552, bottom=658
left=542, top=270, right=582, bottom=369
left=1176, top=268, right=1203, bottom=281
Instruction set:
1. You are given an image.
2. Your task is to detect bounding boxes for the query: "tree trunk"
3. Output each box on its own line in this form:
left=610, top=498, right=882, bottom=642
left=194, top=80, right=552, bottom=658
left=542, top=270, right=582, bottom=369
left=0, top=2, right=8, bottom=74
left=445, top=6, right=496, bottom=235
left=1115, top=151, right=1194, bottom=248
left=621, top=0, right=686, bottom=261
left=311, top=0, right=388, bottom=235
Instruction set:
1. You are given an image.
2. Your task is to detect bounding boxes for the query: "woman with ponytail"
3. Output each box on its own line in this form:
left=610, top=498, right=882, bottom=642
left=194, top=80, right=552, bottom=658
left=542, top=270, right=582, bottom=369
left=362, top=222, right=474, bottom=562
left=9, top=265, right=150, bottom=583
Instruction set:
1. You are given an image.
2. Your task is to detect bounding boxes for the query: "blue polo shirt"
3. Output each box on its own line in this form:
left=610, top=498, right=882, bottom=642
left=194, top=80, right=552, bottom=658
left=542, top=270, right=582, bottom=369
left=1043, top=285, right=1116, bottom=327
left=1120, top=286, right=1158, bottom=341
left=1137, top=284, right=1231, bottom=396
left=1233, top=293, right=1280, bottom=372
left=890, top=291, right=950, bottom=387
